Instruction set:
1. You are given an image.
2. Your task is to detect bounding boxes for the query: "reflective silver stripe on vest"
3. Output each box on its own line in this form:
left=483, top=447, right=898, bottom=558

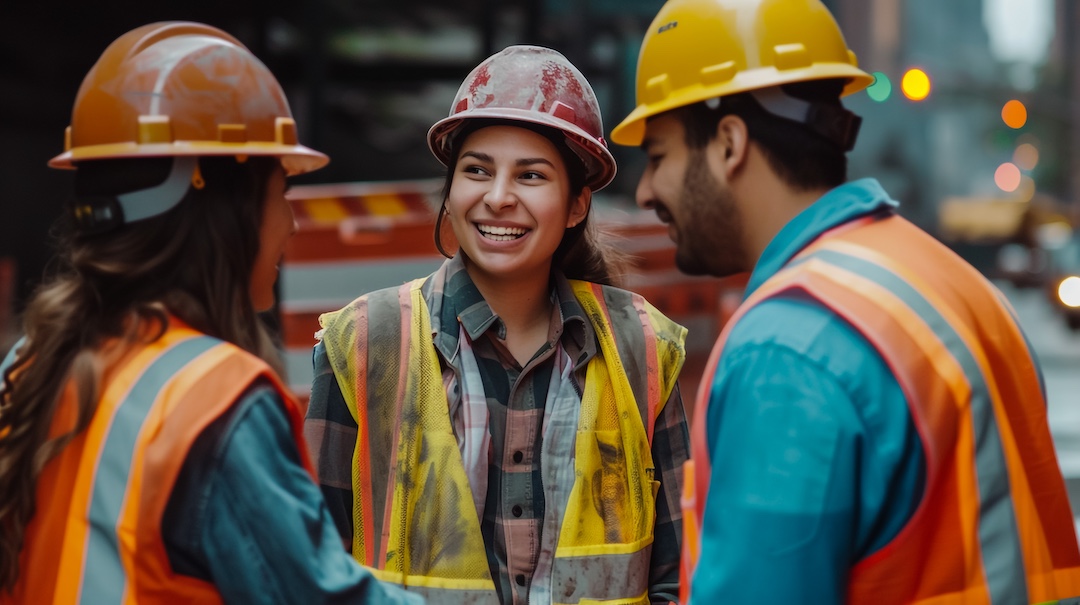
left=395, top=585, right=500, bottom=605
left=550, top=544, right=652, bottom=603
left=81, top=335, right=219, bottom=604
left=809, top=248, right=1027, bottom=603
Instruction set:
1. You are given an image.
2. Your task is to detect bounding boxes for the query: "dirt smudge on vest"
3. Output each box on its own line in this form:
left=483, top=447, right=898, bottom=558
left=592, top=432, right=629, bottom=543
left=400, top=430, right=484, bottom=575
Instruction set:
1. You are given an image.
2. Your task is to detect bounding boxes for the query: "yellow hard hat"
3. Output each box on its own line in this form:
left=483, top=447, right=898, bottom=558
left=611, top=0, right=874, bottom=147
left=50, top=21, right=328, bottom=176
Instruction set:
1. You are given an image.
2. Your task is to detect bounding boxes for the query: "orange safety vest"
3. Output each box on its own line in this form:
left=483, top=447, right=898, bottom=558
left=683, top=214, right=1080, bottom=604
left=5, top=319, right=313, bottom=605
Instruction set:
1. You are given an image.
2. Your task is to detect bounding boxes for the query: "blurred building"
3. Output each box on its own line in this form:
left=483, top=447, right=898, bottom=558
left=829, top=0, right=1002, bottom=227
left=1, top=0, right=1076, bottom=332
left=1048, top=0, right=1080, bottom=218
left=0, top=0, right=666, bottom=326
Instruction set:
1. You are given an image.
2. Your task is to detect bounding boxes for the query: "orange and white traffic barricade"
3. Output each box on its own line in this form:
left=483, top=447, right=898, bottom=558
left=280, top=179, right=446, bottom=407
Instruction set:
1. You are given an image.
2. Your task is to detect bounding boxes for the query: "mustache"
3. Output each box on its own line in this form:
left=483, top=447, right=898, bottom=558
left=647, top=200, right=673, bottom=223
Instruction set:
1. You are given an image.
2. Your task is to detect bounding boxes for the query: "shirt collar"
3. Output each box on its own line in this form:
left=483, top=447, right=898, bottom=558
left=744, top=177, right=898, bottom=296
left=427, top=254, right=593, bottom=368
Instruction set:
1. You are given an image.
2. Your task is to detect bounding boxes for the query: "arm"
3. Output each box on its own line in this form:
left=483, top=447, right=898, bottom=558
left=305, top=340, right=359, bottom=547
left=694, top=343, right=854, bottom=604
left=649, top=382, right=690, bottom=604
left=691, top=299, right=922, bottom=604
left=169, top=382, right=421, bottom=605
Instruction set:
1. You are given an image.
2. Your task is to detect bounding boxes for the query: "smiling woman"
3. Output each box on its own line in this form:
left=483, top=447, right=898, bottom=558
left=444, top=125, right=587, bottom=306
left=305, top=45, right=692, bottom=605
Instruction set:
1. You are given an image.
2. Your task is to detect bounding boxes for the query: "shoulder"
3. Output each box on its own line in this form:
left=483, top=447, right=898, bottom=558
left=317, top=283, right=412, bottom=337
left=571, top=280, right=684, bottom=336
left=159, top=323, right=272, bottom=381
left=722, top=295, right=899, bottom=404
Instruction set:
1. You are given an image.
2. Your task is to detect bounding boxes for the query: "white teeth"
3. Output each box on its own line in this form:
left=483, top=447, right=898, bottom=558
left=478, top=224, right=526, bottom=235
left=477, top=224, right=527, bottom=240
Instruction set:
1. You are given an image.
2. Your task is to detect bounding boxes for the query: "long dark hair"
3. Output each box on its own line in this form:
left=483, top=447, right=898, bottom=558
left=433, top=119, right=628, bottom=286
left=0, top=154, right=280, bottom=592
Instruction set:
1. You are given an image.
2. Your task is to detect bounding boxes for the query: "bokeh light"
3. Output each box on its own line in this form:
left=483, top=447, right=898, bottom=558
left=1058, top=277, right=1080, bottom=308
left=1013, top=143, right=1039, bottom=170
left=1001, top=100, right=1027, bottom=129
left=901, top=68, right=931, bottom=101
left=994, top=162, right=1022, bottom=192
left=1017, top=133, right=1040, bottom=147
left=866, top=72, right=892, bottom=102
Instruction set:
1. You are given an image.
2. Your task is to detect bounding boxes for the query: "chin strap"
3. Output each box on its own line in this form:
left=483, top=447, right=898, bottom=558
left=707, top=87, right=862, bottom=152
left=748, top=87, right=862, bottom=152
left=73, top=156, right=199, bottom=234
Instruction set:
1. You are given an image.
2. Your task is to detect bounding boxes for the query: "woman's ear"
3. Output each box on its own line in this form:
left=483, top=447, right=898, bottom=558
left=567, top=187, right=591, bottom=228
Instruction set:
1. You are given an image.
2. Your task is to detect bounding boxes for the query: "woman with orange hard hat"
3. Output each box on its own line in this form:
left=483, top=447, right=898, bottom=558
left=0, top=21, right=421, bottom=605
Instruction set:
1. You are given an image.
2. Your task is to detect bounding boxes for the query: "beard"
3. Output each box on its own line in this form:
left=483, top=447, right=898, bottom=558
left=671, top=149, right=749, bottom=277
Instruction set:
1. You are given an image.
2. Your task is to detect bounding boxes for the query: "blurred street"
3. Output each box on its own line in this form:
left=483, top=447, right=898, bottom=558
left=997, top=281, right=1080, bottom=532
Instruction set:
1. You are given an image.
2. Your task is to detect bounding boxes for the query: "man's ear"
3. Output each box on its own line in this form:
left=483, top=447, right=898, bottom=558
left=567, top=187, right=591, bottom=228
left=714, top=114, right=750, bottom=179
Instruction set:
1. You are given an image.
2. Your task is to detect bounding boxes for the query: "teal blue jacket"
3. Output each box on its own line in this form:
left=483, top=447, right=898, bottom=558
left=694, top=179, right=925, bottom=604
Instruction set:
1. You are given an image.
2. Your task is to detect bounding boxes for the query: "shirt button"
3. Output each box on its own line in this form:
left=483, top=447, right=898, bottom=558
left=512, top=504, right=523, bottom=518
left=513, top=450, right=523, bottom=463
left=515, top=574, right=527, bottom=587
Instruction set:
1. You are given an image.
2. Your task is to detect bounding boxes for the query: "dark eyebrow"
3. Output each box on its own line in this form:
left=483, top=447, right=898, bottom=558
left=516, top=158, right=555, bottom=168
left=459, top=151, right=555, bottom=169
left=640, top=137, right=654, bottom=152
left=460, top=150, right=493, bottom=163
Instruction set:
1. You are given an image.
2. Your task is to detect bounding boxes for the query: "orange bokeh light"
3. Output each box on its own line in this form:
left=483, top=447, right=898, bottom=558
left=1002, top=100, right=1028, bottom=129
left=995, top=162, right=1022, bottom=193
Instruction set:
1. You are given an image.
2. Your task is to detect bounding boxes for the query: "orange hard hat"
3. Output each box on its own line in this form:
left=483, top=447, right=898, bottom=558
left=427, top=45, right=616, bottom=191
left=50, top=21, right=327, bottom=176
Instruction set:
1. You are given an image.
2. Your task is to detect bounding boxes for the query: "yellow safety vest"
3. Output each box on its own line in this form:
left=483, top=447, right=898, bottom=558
left=320, top=278, right=686, bottom=604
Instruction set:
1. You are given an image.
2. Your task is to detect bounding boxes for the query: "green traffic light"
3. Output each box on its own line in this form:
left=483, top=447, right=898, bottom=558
left=866, top=71, right=892, bottom=102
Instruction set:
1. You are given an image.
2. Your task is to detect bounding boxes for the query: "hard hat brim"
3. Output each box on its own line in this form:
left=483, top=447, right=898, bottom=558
left=428, top=108, right=617, bottom=191
left=50, top=142, right=329, bottom=176
left=611, top=65, right=875, bottom=147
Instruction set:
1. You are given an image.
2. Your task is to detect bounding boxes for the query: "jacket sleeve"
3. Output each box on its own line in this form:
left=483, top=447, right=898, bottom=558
left=165, top=382, right=422, bottom=605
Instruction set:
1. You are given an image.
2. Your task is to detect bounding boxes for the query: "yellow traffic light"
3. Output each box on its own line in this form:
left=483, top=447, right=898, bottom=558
left=901, top=68, right=931, bottom=101
left=1002, top=100, right=1027, bottom=129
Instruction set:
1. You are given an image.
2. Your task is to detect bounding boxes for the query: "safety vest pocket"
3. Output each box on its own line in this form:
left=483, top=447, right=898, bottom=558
left=559, top=429, right=656, bottom=550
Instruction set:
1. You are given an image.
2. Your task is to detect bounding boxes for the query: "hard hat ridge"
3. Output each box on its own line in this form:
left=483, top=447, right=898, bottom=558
left=49, top=21, right=328, bottom=176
